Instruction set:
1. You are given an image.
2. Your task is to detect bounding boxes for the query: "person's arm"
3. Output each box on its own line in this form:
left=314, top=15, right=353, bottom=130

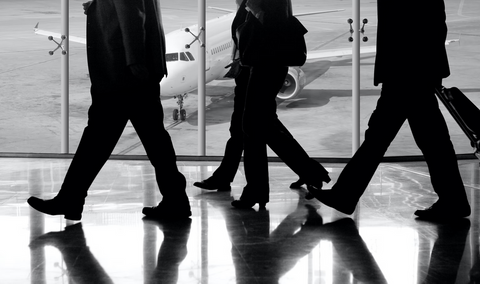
left=246, top=0, right=264, bottom=22
left=113, top=0, right=149, bottom=80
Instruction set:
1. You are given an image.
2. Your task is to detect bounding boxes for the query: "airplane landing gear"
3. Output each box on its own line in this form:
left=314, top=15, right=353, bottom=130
left=173, top=94, right=187, bottom=121
left=173, top=109, right=179, bottom=121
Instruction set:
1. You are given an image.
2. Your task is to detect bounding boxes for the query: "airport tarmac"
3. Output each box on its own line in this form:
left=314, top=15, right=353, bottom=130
left=0, top=0, right=479, bottom=158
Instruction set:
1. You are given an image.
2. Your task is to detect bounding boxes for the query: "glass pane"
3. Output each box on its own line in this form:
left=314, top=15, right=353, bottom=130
left=1, top=0, right=479, bottom=159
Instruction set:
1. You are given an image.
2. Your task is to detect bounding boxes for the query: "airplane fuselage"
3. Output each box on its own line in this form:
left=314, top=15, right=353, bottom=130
left=160, top=13, right=235, bottom=97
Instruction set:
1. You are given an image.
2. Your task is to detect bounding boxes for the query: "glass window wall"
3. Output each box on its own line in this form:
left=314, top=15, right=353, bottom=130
left=1, top=0, right=479, bottom=158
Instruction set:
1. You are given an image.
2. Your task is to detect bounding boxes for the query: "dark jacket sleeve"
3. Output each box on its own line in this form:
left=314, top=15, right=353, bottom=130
left=113, top=0, right=147, bottom=67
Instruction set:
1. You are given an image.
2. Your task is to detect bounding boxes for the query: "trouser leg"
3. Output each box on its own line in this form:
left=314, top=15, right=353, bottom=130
left=407, top=85, right=468, bottom=205
left=129, top=82, right=187, bottom=203
left=243, top=65, right=329, bottom=188
left=58, top=87, right=128, bottom=201
left=332, top=84, right=407, bottom=199
left=212, top=67, right=249, bottom=183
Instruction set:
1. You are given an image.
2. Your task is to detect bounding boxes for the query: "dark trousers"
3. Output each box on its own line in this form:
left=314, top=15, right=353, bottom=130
left=58, top=80, right=186, bottom=203
left=333, top=81, right=468, bottom=206
left=240, top=65, right=329, bottom=203
left=210, top=66, right=250, bottom=183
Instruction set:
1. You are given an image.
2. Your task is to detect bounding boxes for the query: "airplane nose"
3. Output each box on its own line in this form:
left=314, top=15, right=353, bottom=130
left=160, top=62, right=195, bottom=97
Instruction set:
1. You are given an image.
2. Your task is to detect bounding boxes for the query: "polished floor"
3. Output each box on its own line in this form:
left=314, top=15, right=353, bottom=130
left=1, top=157, right=480, bottom=284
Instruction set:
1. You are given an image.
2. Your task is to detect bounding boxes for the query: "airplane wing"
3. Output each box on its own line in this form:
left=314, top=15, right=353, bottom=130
left=208, top=6, right=235, bottom=13
left=294, top=9, right=345, bottom=17
left=307, top=46, right=376, bottom=60
left=34, top=23, right=86, bottom=44
left=208, top=7, right=345, bottom=16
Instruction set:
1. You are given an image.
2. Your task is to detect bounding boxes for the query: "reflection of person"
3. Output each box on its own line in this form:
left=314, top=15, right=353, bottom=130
left=202, top=192, right=386, bottom=283
left=419, top=219, right=470, bottom=284
left=143, top=219, right=192, bottom=284
left=193, top=0, right=303, bottom=192
left=203, top=191, right=325, bottom=283
left=308, top=0, right=471, bottom=221
left=27, top=0, right=191, bottom=221
left=321, top=218, right=387, bottom=283
left=231, top=0, right=330, bottom=209
left=29, top=223, right=114, bottom=284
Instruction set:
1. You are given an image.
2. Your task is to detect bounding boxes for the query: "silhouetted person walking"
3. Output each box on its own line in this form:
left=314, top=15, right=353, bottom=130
left=193, top=0, right=303, bottom=192
left=230, top=0, right=330, bottom=209
left=308, top=0, right=471, bottom=221
left=28, top=0, right=191, bottom=221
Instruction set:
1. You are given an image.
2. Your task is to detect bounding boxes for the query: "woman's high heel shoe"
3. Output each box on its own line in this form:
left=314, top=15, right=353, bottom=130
left=231, top=199, right=266, bottom=209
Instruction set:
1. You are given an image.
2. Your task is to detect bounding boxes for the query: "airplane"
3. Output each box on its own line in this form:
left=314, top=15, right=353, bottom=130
left=34, top=7, right=374, bottom=121
left=36, top=7, right=456, bottom=121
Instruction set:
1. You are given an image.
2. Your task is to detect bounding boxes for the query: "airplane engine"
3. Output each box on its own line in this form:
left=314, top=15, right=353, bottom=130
left=276, top=67, right=307, bottom=100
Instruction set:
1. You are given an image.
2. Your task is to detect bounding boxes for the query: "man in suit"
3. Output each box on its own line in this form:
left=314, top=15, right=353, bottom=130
left=309, top=0, right=471, bottom=220
left=28, top=0, right=191, bottom=221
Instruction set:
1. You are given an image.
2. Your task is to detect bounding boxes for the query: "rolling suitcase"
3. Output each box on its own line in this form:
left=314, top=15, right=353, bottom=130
left=435, top=86, right=480, bottom=159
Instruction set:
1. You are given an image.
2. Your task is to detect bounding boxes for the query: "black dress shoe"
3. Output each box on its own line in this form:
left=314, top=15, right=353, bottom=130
left=193, top=179, right=231, bottom=191
left=231, top=199, right=266, bottom=209
left=142, top=202, right=192, bottom=220
left=306, top=189, right=357, bottom=215
left=414, top=202, right=471, bottom=221
left=290, top=178, right=305, bottom=189
left=305, top=174, right=332, bottom=192
left=27, top=196, right=83, bottom=221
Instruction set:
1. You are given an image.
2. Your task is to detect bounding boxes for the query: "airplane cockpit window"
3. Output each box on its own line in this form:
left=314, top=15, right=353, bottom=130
left=166, top=53, right=179, bottom=62
left=166, top=52, right=194, bottom=62
left=185, top=52, right=195, bottom=61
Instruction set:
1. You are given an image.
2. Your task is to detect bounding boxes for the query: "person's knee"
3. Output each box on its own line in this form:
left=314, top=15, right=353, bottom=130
left=242, top=123, right=266, bottom=140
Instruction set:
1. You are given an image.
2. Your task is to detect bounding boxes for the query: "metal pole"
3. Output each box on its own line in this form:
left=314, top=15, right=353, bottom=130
left=61, top=0, right=69, bottom=153
left=197, top=0, right=206, bottom=155
left=352, top=0, right=360, bottom=154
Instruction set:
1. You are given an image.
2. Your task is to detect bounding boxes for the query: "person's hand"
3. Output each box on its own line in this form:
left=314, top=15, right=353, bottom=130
left=246, top=0, right=264, bottom=21
left=82, top=1, right=93, bottom=15
left=129, top=63, right=150, bottom=81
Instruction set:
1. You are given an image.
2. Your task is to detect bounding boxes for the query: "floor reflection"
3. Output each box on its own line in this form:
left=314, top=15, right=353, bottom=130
left=417, top=219, right=471, bottom=284
left=30, top=223, right=114, bottom=284
left=0, top=158, right=479, bottom=283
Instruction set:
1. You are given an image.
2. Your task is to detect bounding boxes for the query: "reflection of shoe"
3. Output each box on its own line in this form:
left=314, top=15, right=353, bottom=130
left=305, top=174, right=331, bottom=193
left=27, top=196, right=83, bottom=220
left=231, top=199, right=266, bottom=210
left=307, top=189, right=357, bottom=215
left=414, top=202, right=470, bottom=221
left=30, top=223, right=85, bottom=249
left=193, top=178, right=231, bottom=191
left=142, top=202, right=192, bottom=220
left=303, top=204, right=323, bottom=226
left=143, top=216, right=192, bottom=231
left=290, top=178, right=305, bottom=189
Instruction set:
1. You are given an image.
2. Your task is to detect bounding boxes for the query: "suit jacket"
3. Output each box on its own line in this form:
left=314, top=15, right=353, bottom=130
left=373, top=0, right=450, bottom=85
left=233, top=0, right=292, bottom=66
left=231, top=0, right=249, bottom=56
left=86, top=0, right=167, bottom=87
